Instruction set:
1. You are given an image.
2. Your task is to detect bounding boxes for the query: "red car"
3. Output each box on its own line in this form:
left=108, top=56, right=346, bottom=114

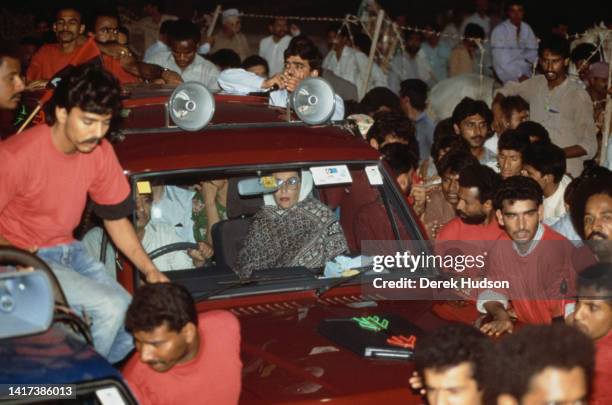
left=91, top=85, right=450, bottom=404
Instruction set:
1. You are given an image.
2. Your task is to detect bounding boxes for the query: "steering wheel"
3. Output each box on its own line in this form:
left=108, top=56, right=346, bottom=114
left=149, top=242, right=198, bottom=260
left=0, top=246, right=93, bottom=345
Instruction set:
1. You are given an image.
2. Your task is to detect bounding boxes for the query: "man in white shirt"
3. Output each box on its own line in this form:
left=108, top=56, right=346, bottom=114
left=484, top=95, right=529, bottom=154
left=490, top=0, right=538, bottom=83
left=460, top=0, right=491, bottom=38
left=497, top=35, right=597, bottom=177
left=352, top=32, right=388, bottom=100
left=522, top=142, right=571, bottom=225
left=322, top=26, right=360, bottom=89
left=259, top=17, right=292, bottom=76
left=218, top=39, right=345, bottom=121
left=143, top=19, right=174, bottom=62
left=388, top=31, right=434, bottom=94
left=146, top=19, right=219, bottom=90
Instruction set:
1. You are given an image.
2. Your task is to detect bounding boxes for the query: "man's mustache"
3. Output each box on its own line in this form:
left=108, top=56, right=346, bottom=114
left=587, top=231, right=608, bottom=240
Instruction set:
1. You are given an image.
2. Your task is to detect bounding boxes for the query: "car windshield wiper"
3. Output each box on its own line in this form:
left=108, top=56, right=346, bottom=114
left=199, top=273, right=314, bottom=300
left=314, top=266, right=371, bottom=297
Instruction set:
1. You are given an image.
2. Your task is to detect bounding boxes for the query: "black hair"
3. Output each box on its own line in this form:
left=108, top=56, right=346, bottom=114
left=89, top=8, right=120, bottom=33
left=451, top=97, right=493, bottom=127
left=570, top=43, right=600, bottom=64
left=578, top=262, right=612, bottom=300
left=366, top=111, right=418, bottom=159
left=523, top=142, right=566, bottom=184
left=489, top=323, right=594, bottom=403
left=54, top=2, right=83, bottom=21
left=433, top=117, right=455, bottom=143
left=0, top=43, right=21, bottom=66
left=144, top=0, right=164, bottom=12
left=570, top=171, right=612, bottom=239
left=459, top=164, right=501, bottom=204
left=289, top=35, right=315, bottom=48
left=159, top=19, right=176, bottom=36
left=399, top=79, right=428, bottom=111
left=168, top=18, right=200, bottom=44
left=207, top=48, right=241, bottom=69
left=404, top=29, right=423, bottom=41
left=498, top=129, right=530, bottom=155
left=436, top=150, right=479, bottom=177
left=431, top=132, right=470, bottom=164
left=538, top=34, right=570, bottom=59
left=464, top=23, right=485, bottom=39
left=126, top=283, right=198, bottom=333
left=499, top=95, right=529, bottom=121
left=353, top=32, right=372, bottom=55
left=380, top=143, right=419, bottom=176
left=494, top=175, right=543, bottom=211
left=516, top=120, right=550, bottom=144
left=360, top=87, right=401, bottom=115
left=505, top=0, right=525, bottom=11
left=241, top=55, right=269, bottom=76
left=415, top=323, right=491, bottom=390
left=44, top=64, right=122, bottom=126
left=284, top=39, right=322, bottom=74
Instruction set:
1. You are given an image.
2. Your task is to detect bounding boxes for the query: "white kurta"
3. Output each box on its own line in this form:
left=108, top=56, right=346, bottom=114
left=490, top=20, right=538, bottom=83
left=387, top=49, right=434, bottom=94
left=259, top=35, right=292, bottom=76
left=543, top=175, right=571, bottom=226
left=322, top=47, right=360, bottom=88
left=142, top=222, right=194, bottom=271
left=147, top=51, right=220, bottom=90
left=353, top=50, right=388, bottom=100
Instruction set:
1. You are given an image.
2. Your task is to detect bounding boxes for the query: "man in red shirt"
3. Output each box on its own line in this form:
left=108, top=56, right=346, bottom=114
left=0, top=44, right=25, bottom=139
left=570, top=262, right=612, bottom=405
left=0, top=64, right=167, bottom=363
left=479, top=176, right=577, bottom=336
left=123, top=283, right=242, bottom=405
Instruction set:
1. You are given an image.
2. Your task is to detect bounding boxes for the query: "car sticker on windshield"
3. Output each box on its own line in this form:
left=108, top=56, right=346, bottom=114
left=136, top=181, right=152, bottom=194
left=310, top=165, right=352, bottom=186
left=365, top=165, right=384, bottom=185
left=95, top=387, right=126, bottom=405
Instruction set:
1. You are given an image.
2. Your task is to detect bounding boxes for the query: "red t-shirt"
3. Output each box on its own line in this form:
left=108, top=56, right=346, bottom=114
left=123, top=311, right=242, bottom=405
left=102, top=54, right=139, bottom=85
left=592, top=331, right=612, bottom=405
left=436, top=217, right=505, bottom=241
left=0, top=124, right=130, bottom=249
left=27, top=44, right=80, bottom=81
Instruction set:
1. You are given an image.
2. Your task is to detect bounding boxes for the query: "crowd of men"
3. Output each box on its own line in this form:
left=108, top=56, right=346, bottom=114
left=0, top=0, right=611, bottom=404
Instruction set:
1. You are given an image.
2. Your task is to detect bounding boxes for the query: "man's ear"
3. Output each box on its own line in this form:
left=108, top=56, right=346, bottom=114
left=79, top=24, right=85, bottom=35
left=564, top=57, right=570, bottom=68
left=310, top=69, right=320, bottom=78
left=55, top=106, right=68, bottom=125
left=182, top=322, right=198, bottom=344
left=453, top=123, right=460, bottom=135
left=369, top=138, right=379, bottom=150
left=483, top=199, right=493, bottom=214
left=496, top=209, right=504, bottom=226
left=53, top=23, right=58, bottom=33
left=397, top=173, right=410, bottom=194
left=538, top=204, right=544, bottom=220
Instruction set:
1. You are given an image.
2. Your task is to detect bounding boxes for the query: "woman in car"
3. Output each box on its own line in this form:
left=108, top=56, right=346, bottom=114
left=236, top=170, right=348, bottom=278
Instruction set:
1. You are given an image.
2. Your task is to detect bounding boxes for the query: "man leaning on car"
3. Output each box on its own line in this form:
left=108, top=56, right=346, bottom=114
left=0, top=64, right=167, bottom=363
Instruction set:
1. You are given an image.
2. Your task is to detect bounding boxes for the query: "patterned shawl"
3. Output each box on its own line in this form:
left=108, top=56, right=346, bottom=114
left=236, top=197, right=348, bottom=278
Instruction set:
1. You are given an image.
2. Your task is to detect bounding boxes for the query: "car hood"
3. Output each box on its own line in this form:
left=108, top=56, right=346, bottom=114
left=236, top=294, right=445, bottom=404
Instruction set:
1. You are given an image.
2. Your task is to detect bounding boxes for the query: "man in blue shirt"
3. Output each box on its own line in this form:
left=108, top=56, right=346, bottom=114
left=400, top=79, right=434, bottom=163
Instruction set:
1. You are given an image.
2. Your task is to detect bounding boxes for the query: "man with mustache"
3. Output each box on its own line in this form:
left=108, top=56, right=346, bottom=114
left=0, top=44, right=26, bottom=139
left=478, top=176, right=578, bottom=337
left=0, top=65, right=167, bottom=363
left=451, top=97, right=497, bottom=167
left=497, top=35, right=597, bottom=177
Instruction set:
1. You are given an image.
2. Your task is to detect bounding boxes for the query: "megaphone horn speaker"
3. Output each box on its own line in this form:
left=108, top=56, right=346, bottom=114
left=290, top=77, right=336, bottom=125
left=168, top=81, right=216, bottom=131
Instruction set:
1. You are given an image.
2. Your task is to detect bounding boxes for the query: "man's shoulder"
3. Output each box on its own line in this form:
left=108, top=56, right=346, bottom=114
left=1, top=124, right=48, bottom=153
left=260, top=35, right=274, bottom=46
left=198, top=310, right=240, bottom=339
left=542, top=224, right=571, bottom=242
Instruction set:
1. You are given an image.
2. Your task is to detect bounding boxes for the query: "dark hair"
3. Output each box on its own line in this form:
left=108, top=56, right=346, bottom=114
left=241, top=55, right=269, bottom=76
left=523, top=142, right=566, bottom=183
left=516, top=120, right=550, bottom=143
left=380, top=143, right=419, bottom=176
left=353, top=33, right=372, bottom=55
left=168, top=19, right=200, bottom=44
left=538, top=34, right=570, bottom=59
left=500, top=95, right=529, bottom=121
left=207, top=48, right=241, bottom=69
left=89, top=8, right=120, bottom=33
left=464, top=23, right=485, bottom=39
left=570, top=43, right=599, bottom=64
left=54, top=2, right=82, bottom=21
left=0, top=43, right=21, bottom=66
left=451, top=97, right=493, bottom=127
left=570, top=171, right=612, bottom=238
left=118, top=26, right=130, bottom=41
left=436, top=150, right=479, bottom=177
left=494, top=175, right=543, bottom=210
left=284, top=39, right=322, bottom=74
left=459, top=164, right=502, bottom=204
left=44, top=64, right=122, bottom=126
left=490, top=324, right=594, bottom=403
left=404, top=29, right=422, bottom=41
left=433, top=117, right=455, bottom=143
left=126, top=283, right=198, bottom=333
left=505, top=0, right=525, bottom=11
left=159, top=19, right=176, bottom=36
left=289, top=34, right=315, bottom=48
left=415, top=324, right=491, bottom=390
left=431, top=132, right=470, bottom=164
left=366, top=111, right=418, bottom=157
left=360, top=87, right=401, bottom=115
left=399, top=79, right=428, bottom=111
left=578, top=262, right=612, bottom=298
left=498, top=129, right=530, bottom=155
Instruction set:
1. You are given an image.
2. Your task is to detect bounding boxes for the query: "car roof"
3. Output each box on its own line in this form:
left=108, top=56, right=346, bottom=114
left=115, top=89, right=379, bottom=174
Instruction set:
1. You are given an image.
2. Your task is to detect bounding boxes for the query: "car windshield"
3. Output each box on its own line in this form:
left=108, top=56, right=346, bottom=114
left=82, top=162, right=428, bottom=300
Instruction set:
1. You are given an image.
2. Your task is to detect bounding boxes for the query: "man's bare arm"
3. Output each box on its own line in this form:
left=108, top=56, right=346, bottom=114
left=480, top=301, right=514, bottom=336
left=564, top=145, right=587, bottom=158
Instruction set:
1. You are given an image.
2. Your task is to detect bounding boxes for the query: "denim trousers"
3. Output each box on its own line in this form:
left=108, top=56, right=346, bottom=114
left=38, top=241, right=133, bottom=363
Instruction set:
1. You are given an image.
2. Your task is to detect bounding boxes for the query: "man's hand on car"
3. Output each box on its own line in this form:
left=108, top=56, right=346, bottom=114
left=145, top=268, right=169, bottom=283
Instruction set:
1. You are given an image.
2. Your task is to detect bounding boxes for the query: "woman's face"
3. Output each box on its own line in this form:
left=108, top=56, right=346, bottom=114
left=273, top=171, right=301, bottom=209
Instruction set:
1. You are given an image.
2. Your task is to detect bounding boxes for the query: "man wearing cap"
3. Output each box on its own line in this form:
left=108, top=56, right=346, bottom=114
left=211, top=9, right=250, bottom=61
left=587, top=62, right=609, bottom=133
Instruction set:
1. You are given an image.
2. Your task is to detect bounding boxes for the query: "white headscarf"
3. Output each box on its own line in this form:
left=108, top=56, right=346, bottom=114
left=263, top=170, right=314, bottom=206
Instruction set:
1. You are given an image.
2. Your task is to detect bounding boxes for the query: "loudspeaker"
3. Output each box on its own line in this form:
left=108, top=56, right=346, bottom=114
left=168, top=81, right=216, bottom=131
left=290, top=77, right=336, bottom=125
left=0, top=270, right=54, bottom=339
